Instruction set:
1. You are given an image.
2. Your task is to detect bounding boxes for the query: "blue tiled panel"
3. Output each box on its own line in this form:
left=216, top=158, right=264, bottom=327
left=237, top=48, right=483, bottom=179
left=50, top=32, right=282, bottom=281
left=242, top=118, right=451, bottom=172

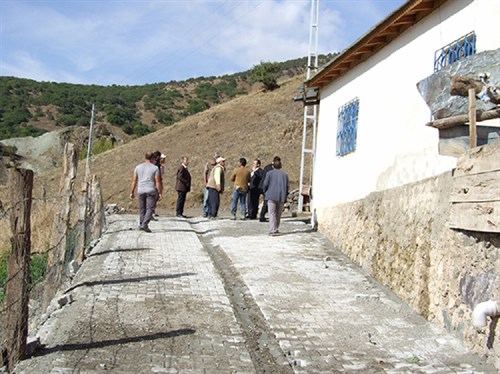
left=336, top=98, right=359, bottom=157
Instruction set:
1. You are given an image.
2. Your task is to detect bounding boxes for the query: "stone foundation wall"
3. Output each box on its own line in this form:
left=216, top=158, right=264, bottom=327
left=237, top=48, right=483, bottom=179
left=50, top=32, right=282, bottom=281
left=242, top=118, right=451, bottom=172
left=317, top=171, right=499, bottom=369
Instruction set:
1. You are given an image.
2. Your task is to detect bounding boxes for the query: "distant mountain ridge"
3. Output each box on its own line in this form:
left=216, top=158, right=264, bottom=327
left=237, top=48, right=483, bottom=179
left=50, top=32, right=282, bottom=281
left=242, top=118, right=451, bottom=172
left=0, top=54, right=334, bottom=142
left=0, top=59, right=319, bottom=262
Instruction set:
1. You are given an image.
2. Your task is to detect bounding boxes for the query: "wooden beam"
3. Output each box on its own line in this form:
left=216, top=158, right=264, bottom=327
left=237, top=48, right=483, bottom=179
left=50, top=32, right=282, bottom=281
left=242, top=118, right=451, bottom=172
left=450, top=170, right=500, bottom=203
left=449, top=201, right=500, bottom=233
left=449, top=143, right=500, bottom=233
left=392, top=15, right=416, bottom=25
left=425, top=108, right=500, bottom=129
left=454, top=142, right=500, bottom=176
left=468, top=88, right=477, bottom=148
left=365, top=35, right=387, bottom=44
left=354, top=46, right=375, bottom=54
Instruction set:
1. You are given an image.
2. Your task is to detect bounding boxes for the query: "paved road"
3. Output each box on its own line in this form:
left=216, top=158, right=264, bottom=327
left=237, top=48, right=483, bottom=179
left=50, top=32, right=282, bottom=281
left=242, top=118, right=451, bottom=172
left=14, top=214, right=496, bottom=373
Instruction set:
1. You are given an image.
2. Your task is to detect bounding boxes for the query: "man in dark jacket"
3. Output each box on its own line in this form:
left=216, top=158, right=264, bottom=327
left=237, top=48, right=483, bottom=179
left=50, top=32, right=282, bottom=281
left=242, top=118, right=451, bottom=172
left=247, top=159, right=263, bottom=219
left=175, top=155, right=191, bottom=218
left=258, top=161, right=274, bottom=222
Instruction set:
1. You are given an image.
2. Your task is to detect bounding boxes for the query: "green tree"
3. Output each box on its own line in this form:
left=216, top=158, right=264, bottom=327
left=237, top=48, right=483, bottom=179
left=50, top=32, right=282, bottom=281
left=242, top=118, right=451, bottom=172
left=185, top=99, right=209, bottom=115
left=249, top=61, right=281, bottom=91
left=2, top=107, right=31, bottom=127
left=155, top=110, right=175, bottom=126
left=195, top=83, right=219, bottom=103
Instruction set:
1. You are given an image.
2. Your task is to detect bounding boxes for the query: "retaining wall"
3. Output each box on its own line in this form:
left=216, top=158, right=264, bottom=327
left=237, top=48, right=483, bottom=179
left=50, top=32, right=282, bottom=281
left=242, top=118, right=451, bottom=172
left=317, top=171, right=499, bottom=369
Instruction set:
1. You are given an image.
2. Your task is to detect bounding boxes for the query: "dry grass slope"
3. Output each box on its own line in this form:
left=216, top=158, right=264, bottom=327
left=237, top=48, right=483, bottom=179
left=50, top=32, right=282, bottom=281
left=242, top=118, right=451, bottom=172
left=63, top=74, right=310, bottom=213
left=0, top=74, right=312, bottom=256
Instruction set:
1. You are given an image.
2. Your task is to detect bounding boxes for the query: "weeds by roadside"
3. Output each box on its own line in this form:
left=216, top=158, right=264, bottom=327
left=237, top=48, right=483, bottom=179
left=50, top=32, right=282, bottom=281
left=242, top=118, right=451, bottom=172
left=0, top=188, right=54, bottom=304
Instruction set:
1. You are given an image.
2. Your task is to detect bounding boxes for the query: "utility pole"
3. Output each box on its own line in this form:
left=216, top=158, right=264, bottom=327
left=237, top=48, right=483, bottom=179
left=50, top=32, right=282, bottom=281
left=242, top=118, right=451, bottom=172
left=79, top=103, right=95, bottom=263
left=298, top=0, right=319, bottom=213
left=84, top=103, right=95, bottom=187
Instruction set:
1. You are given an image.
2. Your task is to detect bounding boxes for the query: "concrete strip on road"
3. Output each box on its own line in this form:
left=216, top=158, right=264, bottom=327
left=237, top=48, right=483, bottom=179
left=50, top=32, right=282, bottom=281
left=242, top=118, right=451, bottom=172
left=13, top=214, right=496, bottom=374
left=15, top=215, right=255, bottom=373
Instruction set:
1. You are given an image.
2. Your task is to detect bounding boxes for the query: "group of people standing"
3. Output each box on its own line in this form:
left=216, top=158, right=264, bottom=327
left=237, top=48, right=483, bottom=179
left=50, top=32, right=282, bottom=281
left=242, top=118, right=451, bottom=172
left=130, top=151, right=289, bottom=236
left=201, top=153, right=289, bottom=236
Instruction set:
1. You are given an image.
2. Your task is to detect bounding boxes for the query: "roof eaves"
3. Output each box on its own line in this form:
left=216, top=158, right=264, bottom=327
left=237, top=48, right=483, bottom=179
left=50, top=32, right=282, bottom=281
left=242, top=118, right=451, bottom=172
left=306, top=0, right=449, bottom=89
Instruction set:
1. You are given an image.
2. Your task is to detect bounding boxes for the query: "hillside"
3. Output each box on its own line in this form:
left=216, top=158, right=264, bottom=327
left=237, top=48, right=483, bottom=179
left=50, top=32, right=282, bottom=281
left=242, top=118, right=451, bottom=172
left=14, top=74, right=312, bottom=218
left=0, top=60, right=319, bottom=259
left=81, top=74, right=309, bottom=212
left=0, top=55, right=334, bottom=142
left=0, top=72, right=312, bottom=330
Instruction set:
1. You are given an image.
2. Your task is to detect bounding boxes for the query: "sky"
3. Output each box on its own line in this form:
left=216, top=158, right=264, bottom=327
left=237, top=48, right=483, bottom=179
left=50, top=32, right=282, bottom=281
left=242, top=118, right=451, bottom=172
left=0, top=0, right=406, bottom=86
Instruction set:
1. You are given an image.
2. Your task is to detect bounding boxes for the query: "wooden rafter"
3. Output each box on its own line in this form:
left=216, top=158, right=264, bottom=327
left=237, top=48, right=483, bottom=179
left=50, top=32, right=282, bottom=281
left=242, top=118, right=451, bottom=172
left=392, top=14, right=416, bottom=25
left=307, top=0, right=450, bottom=89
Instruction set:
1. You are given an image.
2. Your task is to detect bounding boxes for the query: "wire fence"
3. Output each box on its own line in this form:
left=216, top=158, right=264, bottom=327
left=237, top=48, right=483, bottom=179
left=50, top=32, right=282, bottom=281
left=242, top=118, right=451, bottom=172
left=0, top=142, right=106, bottom=371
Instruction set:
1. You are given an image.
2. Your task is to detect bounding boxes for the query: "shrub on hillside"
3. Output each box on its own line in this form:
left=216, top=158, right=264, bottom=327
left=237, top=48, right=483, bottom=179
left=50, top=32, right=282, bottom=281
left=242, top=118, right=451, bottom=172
left=195, top=83, right=220, bottom=103
left=185, top=99, right=209, bottom=115
left=0, top=252, right=48, bottom=304
left=155, top=111, right=175, bottom=126
left=249, top=61, right=281, bottom=91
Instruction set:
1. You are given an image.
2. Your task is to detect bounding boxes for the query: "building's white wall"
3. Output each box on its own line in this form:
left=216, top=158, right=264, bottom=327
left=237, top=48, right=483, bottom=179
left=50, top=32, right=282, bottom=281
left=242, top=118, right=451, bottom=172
left=313, top=0, right=500, bottom=209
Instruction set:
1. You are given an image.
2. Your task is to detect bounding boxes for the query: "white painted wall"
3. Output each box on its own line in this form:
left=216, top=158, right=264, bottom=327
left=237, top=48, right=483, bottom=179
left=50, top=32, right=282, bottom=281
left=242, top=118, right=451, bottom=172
left=313, top=0, right=500, bottom=210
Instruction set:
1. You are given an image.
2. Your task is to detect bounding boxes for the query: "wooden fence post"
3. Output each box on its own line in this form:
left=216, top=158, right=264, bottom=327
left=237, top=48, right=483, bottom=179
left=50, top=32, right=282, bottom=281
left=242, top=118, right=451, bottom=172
left=48, top=142, right=77, bottom=268
left=90, top=175, right=105, bottom=243
left=43, top=143, right=77, bottom=309
left=4, top=168, right=33, bottom=371
left=76, top=179, right=89, bottom=265
left=468, top=88, right=477, bottom=148
left=76, top=175, right=105, bottom=261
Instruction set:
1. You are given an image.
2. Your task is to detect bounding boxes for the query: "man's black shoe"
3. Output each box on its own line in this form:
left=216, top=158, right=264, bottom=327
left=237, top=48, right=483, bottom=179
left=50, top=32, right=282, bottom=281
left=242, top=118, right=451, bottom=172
left=259, top=218, right=267, bottom=222
left=140, top=226, right=151, bottom=233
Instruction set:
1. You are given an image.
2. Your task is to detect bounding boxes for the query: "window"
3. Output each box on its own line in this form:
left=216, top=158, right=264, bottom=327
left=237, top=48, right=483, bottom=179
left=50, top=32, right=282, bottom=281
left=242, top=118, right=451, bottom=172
left=336, top=98, right=359, bottom=157
left=434, top=32, right=476, bottom=72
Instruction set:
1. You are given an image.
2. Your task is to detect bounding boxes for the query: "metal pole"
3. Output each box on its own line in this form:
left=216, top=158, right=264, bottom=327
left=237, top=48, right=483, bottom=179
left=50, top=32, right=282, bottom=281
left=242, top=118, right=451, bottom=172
left=84, top=103, right=95, bottom=186
left=80, top=103, right=95, bottom=261
left=298, top=0, right=319, bottom=213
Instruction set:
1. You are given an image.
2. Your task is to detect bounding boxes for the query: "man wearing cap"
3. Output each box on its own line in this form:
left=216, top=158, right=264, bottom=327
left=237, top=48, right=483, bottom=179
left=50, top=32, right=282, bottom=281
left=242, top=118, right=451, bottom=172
left=206, top=156, right=225, bottom=219
left=130, top=151, right=163, bottom=232
left=159, top=153, right=166, bottom=179
left=202, top=152, right=219, bottom=217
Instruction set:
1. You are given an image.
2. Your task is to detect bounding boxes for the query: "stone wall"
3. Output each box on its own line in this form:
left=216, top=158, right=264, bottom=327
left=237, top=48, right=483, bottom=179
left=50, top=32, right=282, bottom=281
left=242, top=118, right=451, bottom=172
left=317, top=171, right=499, bottom=369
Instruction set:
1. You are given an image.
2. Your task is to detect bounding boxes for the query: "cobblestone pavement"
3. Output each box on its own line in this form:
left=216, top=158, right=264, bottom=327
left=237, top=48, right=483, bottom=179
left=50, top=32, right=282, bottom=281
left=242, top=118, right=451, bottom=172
left=13, top=214, right=497, bottom=373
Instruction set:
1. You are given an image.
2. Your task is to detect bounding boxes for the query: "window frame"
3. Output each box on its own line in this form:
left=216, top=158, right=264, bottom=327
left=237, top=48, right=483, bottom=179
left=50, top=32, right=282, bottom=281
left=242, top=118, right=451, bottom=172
left=434, top=31, right=476, bottom=72
left=336, top=97, right=359, bottom=157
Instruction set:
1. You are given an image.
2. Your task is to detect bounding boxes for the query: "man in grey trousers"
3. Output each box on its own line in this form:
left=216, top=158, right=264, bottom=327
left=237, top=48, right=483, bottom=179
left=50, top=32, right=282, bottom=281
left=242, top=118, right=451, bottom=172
left=262, top=156, right=289, bottom=236
left=130, top=151, right=163, bottom=232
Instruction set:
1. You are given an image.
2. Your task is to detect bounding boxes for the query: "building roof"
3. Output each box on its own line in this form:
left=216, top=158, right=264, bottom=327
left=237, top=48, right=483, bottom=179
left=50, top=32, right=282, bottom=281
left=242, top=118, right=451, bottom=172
left=306, top=0, right=449, bottom=88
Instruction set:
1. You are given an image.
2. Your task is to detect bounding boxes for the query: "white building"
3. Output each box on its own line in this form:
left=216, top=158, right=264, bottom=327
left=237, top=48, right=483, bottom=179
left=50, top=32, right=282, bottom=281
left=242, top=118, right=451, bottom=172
left=308, top=0, right=500, bottom=217
left=305, top=1, right=500, bottom=366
